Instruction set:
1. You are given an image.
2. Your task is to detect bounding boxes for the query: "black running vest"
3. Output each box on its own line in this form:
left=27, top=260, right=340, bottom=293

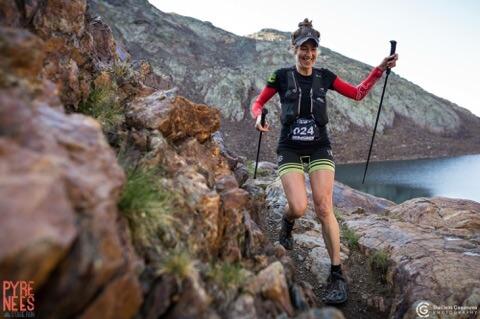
left=280, top=67, right=329, bottom=127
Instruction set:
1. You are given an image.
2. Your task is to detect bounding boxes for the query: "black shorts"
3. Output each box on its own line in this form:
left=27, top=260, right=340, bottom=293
left=277, top=146, right=335, bottom=177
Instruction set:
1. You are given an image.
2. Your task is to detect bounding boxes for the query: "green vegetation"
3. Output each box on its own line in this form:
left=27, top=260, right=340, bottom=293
left=78, top=61, right=137, bottom=132
left=77, top=86, right=123, bottom=131
left=118, top=167, right=177, bottom=249
left=337, top=210, right=359, bottom=250
left=246, top=160, right=255, bottom=177
left=207, top=261, right=246, bottom=291
left=341, top=226, right=360, bottom=250
left=246, top=160, right=270, bottom=178
left=119, top=167, right=165, bottom=214
left=368, top=249, right=390, bottom=282
left=158, top=249, right=197, bottom=283
left=334, top=208, right=344, bottom=222
left=111, top=61, right=134, bottom=83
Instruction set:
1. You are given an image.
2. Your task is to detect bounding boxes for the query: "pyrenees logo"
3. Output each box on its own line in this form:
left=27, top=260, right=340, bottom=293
left=2, top=280, right=35, bottom=317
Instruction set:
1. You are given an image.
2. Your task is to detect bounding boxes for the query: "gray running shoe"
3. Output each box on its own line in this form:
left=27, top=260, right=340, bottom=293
left=324, top=272, right=348, bottom=304
left=279, top=217, right=294, bottom=250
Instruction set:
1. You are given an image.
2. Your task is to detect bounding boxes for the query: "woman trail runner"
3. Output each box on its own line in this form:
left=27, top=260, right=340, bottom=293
left=251, top=18, right=398, bottom=304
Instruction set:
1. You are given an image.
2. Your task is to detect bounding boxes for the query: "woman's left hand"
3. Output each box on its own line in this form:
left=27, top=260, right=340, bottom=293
left=378, top=53, right=399, bottom=71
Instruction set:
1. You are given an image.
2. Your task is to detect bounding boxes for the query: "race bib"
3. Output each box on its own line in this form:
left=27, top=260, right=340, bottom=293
left=289, top=118, right=320, bottom=141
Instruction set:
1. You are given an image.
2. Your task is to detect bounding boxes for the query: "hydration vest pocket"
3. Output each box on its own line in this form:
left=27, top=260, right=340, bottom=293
left=281, top=89, right=299, bottom=125
left=281, top=102, right=297, bottom=125
left=312, top=91, right=328, bottom=126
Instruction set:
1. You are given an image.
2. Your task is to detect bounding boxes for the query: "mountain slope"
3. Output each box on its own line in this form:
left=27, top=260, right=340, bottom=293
left=89, top=0, right=480, bottom=162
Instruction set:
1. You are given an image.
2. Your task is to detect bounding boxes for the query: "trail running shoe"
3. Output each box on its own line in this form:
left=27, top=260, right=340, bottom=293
left=279, top=217, right=294, bottom=250
left=324, top=271, right=348, bottom=304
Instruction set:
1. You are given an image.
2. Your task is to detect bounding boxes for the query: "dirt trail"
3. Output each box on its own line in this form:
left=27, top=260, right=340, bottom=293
left=260, top=186, right=394, bottom=319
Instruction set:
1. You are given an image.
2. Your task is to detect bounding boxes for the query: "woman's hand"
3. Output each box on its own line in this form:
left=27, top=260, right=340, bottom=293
left=255, top=115, right=270, bottom=132
left=378, top=53, right=399, bottom=71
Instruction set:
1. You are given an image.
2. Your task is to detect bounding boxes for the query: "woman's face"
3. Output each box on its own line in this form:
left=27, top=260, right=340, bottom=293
left=295, top=41, right=318, bottom=70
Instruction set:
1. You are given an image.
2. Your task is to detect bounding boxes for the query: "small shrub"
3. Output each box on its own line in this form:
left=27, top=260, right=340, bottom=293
left=368, top=249, right=389, bottom=282
left=341, top=226, right=359, bottom=250
left=110, top=61, right=134, bottom=83
left=158, top=250, right=197, bottom=284
left=207, top=262, right=246, bottom=291
left=118, top=167, right=177, bottom=249
left=334, top=208, right=344, bottom=222
left=78, top=86, right=123, bottom=131
left=246, top=160, right=255, bottom=176
left=119, top=168, right=164, bottom=213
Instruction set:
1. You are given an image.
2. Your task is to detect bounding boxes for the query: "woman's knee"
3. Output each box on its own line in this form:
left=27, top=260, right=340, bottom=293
left=313, top=198, right=332, bottom=220
left=287, top=200, right=308, bottom=218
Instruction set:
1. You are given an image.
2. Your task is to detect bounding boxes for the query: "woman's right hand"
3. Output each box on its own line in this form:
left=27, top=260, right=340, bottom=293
left=255, top=115, right=270, bottom=132
left=378, top=53, right=399, bottom=71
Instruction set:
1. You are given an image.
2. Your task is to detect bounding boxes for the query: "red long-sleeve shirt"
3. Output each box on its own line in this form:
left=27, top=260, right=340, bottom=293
left=251, top=67, right=384, bottom=118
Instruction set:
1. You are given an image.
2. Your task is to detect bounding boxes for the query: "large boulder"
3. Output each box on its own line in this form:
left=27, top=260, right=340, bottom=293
left=341, top=197, right=480, bottom=319
left=333, top=181, right=395, bottom=214
left=245, top=261, right=295, bottom=316
left=0, top=90, right=142, bottom=318
left=0, top=15, right=142, bottom=319
left=126, top=90, right=221, bottom=143
left=385, top=197, right=480, bottom=237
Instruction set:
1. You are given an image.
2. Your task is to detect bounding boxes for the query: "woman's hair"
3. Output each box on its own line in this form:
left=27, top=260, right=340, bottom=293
left=291, top=18, right=320, bottom=46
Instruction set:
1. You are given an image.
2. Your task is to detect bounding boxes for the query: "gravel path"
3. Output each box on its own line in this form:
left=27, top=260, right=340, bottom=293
left=262, top=205, right=393, bottom=319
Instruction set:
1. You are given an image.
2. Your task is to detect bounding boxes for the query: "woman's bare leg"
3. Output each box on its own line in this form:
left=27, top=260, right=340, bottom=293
left=280, top=172, right=308, bottom=220
left=278, top=172, right=308, bottom=249
left=309, top=169, right=340, bottom=265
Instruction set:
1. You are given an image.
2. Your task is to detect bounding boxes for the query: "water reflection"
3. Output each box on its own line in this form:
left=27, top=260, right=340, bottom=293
left=335, top=154, right=480, bottom=204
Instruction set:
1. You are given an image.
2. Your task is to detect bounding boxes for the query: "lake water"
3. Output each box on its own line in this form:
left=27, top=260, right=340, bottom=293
left=335, top=154, right=480, bottom=204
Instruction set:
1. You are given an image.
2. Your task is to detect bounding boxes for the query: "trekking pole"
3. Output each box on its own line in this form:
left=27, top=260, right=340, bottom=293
left=362, top=40, right=397, bottom=184
left=253, top=108, right=268, bottom=179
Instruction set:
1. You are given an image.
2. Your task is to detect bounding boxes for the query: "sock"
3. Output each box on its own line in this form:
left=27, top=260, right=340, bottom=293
left=283, top=216, right=295, bottom=225
left=331, top=264, right=342, bottom=274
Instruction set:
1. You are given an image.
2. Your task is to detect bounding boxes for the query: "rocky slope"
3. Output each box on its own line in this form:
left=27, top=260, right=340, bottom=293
left=0, top=1, right=345, bottom=318
left=0, top=2, right=144, bottom=317
left=88, top=0, right=480, bottom=163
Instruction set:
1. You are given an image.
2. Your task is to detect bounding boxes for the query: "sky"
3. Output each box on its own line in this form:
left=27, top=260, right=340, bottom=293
left=149, top=0, right=480, bottom=117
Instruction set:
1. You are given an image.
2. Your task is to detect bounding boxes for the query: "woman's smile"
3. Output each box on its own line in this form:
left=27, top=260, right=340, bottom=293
left=296, top=41, right=318, bottom=74
left=301, top=56, right=313, bottom=64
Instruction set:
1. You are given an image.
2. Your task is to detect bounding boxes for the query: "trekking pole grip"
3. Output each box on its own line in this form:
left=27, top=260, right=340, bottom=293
left=387, top=40, right=397, bottom=75
left=390, top=40, right=397, bottom=55
left=261, top=108, right=268, bottom=127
